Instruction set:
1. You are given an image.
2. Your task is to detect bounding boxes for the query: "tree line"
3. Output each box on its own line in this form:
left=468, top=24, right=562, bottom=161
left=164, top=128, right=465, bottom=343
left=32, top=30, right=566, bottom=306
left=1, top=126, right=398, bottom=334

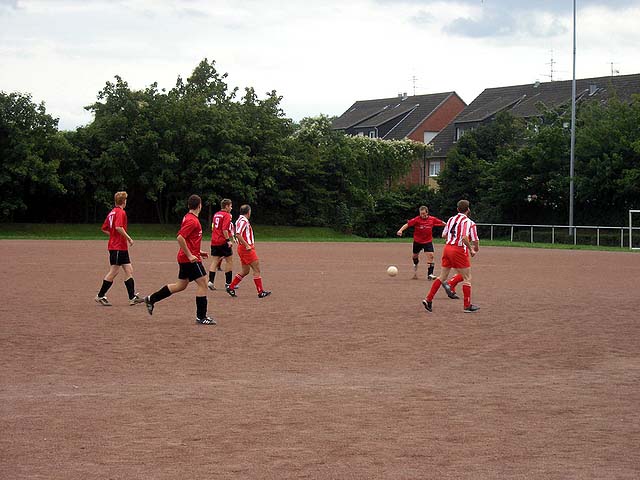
left=2, top=58, right=639, bottom=235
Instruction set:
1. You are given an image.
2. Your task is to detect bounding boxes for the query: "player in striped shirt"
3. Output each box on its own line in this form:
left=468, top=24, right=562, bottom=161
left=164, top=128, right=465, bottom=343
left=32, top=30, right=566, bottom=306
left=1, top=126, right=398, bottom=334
left=225, top=204, right=271, bottom=298
left=422, top=199, right=480, bottom=313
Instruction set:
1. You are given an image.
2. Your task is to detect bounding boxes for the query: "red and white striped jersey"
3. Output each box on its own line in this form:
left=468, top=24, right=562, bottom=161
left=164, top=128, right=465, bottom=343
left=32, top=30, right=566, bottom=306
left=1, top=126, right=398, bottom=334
left=443, top=212, right=478, bottom=252
left=235, top=215, right=254, bottom=246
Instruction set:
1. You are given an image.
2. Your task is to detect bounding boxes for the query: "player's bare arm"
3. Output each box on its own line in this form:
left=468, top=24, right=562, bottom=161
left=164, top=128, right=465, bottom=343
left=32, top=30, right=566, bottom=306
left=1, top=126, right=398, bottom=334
left=397, top=223, right=409, bottom=236
left=177, top=235, right=197, bottom=262
left=116, top=226, right=133, bottom=246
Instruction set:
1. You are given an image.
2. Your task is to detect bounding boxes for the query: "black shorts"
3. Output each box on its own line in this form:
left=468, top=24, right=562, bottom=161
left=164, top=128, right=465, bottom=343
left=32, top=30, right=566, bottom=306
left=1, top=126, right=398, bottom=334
left=178, top=262, right=207, bottom=282
left=109, top=250, right=131, bottom=265
left=412, top=242, right=435, bottom=254
left=211, top=243, right=233, bottom=257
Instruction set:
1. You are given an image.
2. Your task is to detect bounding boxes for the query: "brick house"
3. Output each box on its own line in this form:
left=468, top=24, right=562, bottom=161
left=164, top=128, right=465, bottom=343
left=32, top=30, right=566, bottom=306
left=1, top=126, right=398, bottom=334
left=332, top=92, right=466, bottom=186
left=427, top=73, right=640, bottom=188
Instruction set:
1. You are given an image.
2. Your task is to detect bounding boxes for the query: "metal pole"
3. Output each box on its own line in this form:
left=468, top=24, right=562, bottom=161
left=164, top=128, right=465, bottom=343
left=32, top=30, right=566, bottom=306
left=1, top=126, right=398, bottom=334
left=569, top=0, right=577, bottom=239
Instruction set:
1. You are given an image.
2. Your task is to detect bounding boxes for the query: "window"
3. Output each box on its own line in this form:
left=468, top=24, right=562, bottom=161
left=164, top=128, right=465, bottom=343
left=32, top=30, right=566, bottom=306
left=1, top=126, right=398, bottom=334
left=369, top=130, right=376, bottom=138
left=429, top=161, right=441, bottom=177
left=423, top=131, right=438, bottom=143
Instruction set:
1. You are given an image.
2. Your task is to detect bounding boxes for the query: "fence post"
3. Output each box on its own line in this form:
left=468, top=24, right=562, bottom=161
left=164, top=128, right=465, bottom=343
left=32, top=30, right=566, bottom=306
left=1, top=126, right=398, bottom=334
left=491, top=225, right=494, bottom=241
left=597, top=227, right=600, bottom=247
left=574, top=227, right=577, bottom=245
left=510, top=225, right=514, bottom=242
left=552, top=226, right=555, bottom=244
left=531, top=226, right=534, bottom=243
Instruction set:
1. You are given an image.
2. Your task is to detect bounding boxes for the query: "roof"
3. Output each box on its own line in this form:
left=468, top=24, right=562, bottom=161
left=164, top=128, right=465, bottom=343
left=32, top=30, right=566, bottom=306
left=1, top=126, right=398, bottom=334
left=427, top=119, right=457, bottom=159
left=332, top=92, right=459, bottom=140
left=456, top=73, right=640, bottom=123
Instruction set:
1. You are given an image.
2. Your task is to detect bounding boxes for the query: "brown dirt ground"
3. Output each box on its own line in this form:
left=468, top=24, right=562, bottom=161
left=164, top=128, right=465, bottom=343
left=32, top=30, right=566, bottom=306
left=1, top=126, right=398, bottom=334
left=1, top=240, right=639, bottom=479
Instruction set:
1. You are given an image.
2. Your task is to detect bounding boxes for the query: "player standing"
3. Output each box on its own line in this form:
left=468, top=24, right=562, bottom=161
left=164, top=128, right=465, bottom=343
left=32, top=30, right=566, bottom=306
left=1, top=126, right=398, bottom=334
left=95, top=191, right=143, bottom=306
left=144, top=195, right=216, bottom=325
left=396, top=206, right=445, bottom=280
left=422, top=199, right=480, bottom=313
left=208, top=198, right=235, bottom=291
left=225, top=204, right=271, bottom=298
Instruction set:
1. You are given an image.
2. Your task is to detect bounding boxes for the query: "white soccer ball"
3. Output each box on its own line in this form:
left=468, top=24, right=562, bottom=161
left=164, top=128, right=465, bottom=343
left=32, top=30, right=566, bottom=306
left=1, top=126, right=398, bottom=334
left=387, top=265, right=398, bottom=277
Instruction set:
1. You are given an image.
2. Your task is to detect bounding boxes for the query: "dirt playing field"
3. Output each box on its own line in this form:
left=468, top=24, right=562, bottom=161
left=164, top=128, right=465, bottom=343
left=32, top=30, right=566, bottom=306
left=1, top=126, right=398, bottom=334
left=1, top=240, right=639, bottom=479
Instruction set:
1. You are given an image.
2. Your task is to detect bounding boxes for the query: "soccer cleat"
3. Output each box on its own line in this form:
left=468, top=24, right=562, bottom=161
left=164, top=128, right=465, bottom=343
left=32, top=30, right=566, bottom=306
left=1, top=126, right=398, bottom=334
left=129, top=293, right=144, bottom=306
left=225, top=283, right=239, bottom=290
left=427, top=274, right=437, bottom=281
left=422, top=299, right=432, bottom=312
left=207, top=281, right=216, bottom=291
left=95, top=295, right=112, bottom=306
left=144, top=296, right=154, bottom=315
left=225, top=286, right=237, bottom=297
left=257, top=291, right=272, bottom=298
left=196, top=316, right=217, bottom=325
left=463, top=304, right=480, bottom=313
left=442, top=282, right=459, bottom=300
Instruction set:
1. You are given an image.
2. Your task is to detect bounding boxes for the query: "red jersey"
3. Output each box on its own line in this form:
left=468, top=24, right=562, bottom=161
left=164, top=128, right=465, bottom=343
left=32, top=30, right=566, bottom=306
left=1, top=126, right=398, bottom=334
left=443, top=212, right=478, bottom=253
left=102, top=206, right=128, bottom=251
left=235, top=215, right=254, bottom=247
left=177, top=212, right=203, bottom=263
left=407, top=215, right=445, bottom=243
left=211, top=210, right=232, bottom=246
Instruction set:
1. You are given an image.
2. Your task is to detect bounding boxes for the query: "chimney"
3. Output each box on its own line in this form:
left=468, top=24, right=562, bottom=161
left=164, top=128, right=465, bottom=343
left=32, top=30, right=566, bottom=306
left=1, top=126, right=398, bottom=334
left=402, top=92, right=408, bottom=100
left=589, top=84, right=598, bottom=95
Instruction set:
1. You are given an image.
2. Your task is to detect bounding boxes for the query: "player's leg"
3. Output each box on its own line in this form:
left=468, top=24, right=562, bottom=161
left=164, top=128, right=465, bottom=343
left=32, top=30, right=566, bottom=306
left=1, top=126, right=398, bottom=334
left=455, top=267, right=478, bottom=312
left=411, top=242, right=421, bottom=279
left=194, top=274, right=216, bottom=325
left=227, top=263, right=249, bottom=297
left=208, top=254, right=222, bottom=290
left=446, top=274, right=464, bottom=295
left=144, top=262, right=192, bottom=315
left=249, top=259, right=271, bottom=298
left=95, top=261, right=120, bottom=306
left=121, top=263, right=143, bottom=305
left=425, top=244, right=436, bottom=280
left=223, top=254, right=233, bottom=289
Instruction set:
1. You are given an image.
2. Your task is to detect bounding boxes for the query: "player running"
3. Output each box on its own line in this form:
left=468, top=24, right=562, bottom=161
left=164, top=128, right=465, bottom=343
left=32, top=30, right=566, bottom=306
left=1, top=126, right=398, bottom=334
left=422, top=199, right=480, bottom=313
left=225, top=204, right=271, bottom=298
left=208, top=198, right=235, bottom=291
left=94, top=191, right=144, bottom=306
left=144, top=195, right=216, bottom=325
left=396, top=206, right=445, bottom=280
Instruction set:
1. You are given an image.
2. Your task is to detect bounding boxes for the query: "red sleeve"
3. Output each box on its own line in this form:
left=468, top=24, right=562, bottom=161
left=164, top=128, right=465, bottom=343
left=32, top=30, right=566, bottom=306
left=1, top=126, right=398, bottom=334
left=113, top=209, right=126, bottom=229
left=432, top=217, right=446, bottom=227
left=178, top=217, right=196, bottom=239
left=221, top=214, right=231, bottom=232
left=101, top=215, right=110, bottom=231
left=407, top=216, right=418, bottom=227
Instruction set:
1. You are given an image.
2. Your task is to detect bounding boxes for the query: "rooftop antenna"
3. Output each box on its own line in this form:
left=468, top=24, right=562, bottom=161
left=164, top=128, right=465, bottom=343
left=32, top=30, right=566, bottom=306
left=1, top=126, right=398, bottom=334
left=541, top=50, right=556, bottom=81
left=411, top=75, right=418, bottom=96
left=610, top=62, right=620, bottom=76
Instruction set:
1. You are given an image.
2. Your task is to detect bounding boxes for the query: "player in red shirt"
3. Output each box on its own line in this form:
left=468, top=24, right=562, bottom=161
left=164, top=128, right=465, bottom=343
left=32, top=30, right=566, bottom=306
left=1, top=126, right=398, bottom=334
left=396, top=206, right=445, bottom=280
left=225, top=204, right=271, bottom=298
left=208, top=198, right=235, bottom=291
left=423, top=199, right=480, bottom=313
left=94, top=191, right=144, bottom=306
left=144, top=195, right=216, bottom=325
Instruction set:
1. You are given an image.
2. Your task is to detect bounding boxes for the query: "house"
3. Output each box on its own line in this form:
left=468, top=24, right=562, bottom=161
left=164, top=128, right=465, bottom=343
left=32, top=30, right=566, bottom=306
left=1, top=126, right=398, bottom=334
left=426, top=73, right=640, bottom=188
left=332, top=92, right=466, bottom=186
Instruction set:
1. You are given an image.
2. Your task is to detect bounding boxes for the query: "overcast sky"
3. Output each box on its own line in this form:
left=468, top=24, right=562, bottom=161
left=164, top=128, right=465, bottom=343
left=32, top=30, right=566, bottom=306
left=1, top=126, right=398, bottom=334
left=2, top=0, right=640, bottom=130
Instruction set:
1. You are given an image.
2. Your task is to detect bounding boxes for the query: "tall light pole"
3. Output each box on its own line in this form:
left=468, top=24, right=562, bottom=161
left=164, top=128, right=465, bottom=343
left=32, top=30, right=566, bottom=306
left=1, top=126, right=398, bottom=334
left=569, top=0, right=577, bottom=236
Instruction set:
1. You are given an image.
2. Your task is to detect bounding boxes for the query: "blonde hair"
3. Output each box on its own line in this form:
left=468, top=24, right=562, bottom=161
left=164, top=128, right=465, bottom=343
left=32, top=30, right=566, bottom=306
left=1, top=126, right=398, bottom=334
left=114, top=191, right=128, bottom=206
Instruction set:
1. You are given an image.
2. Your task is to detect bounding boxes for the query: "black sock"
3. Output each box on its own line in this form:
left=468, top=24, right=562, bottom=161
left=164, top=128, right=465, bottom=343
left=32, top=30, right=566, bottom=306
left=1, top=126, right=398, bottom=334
left=196, top=296, right=207, bottom=319
left=225, top=271, right=233, bottom=285
left=150, top=285, right=172, bottom=304
left=209, top=271, right=216, bottom=283
left=124, top=277, right=135, bottom=299
left=428, top=264, right=435, bottom=276
left=98, top=280, right=113, bottom=298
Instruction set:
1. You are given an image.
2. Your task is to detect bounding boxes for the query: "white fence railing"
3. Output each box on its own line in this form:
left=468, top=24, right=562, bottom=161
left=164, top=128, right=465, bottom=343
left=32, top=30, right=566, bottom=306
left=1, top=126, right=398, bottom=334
left=475, top=223, right=640, bottom=249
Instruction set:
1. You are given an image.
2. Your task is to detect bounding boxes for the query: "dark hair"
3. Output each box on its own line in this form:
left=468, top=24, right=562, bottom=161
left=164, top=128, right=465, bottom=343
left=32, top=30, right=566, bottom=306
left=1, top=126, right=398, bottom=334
left=239, top=204, right=251, bottom=215
left=220, top=198, right=232, bottom=208
left=419, top=205, right=428, bottom=213
left=457, top=199, right=470, bottom=213
left=188, top=194, right=202, bottom=211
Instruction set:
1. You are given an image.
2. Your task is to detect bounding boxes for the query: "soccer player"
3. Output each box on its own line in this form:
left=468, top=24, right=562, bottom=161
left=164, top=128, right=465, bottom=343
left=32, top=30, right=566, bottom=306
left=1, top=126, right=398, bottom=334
left=144, top=195, right=216, bottom=325
left=95, top=191, right=143, bottom=306
left=225, top=204, right=271, bottom=298
left=422, top=199, right=480, bottom=313
left=396, top=206, right=445, bottom=280
left=208, top=198, right=235, bottom=291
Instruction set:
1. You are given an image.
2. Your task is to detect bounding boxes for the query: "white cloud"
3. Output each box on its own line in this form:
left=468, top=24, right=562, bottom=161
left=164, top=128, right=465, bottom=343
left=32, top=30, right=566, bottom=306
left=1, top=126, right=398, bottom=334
left=0, top=0, right=639, bottom=130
